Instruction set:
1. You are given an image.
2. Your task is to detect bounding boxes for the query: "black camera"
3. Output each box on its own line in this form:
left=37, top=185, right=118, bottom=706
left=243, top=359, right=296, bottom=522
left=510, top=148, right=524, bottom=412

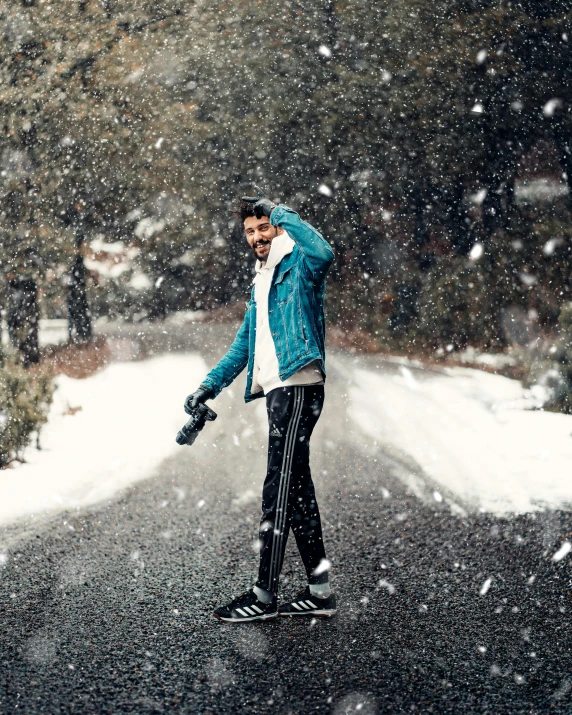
left=175, top=403, right=217, bottom=446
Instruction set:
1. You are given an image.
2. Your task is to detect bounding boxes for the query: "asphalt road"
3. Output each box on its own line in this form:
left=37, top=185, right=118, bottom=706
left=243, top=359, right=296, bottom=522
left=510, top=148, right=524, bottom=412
left=1, top=322, right=571, bottom=714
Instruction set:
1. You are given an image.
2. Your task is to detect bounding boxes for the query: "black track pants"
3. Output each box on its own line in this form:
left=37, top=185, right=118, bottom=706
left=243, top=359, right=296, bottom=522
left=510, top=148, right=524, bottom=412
left=256, top=385, right=328, bottom=594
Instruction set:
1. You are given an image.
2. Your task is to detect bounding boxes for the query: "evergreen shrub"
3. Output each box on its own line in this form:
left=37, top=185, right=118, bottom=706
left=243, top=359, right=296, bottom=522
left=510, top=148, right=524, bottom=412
left=548, top=303, right=572, bottom=414
left=0, top=358, right=53, bottom=469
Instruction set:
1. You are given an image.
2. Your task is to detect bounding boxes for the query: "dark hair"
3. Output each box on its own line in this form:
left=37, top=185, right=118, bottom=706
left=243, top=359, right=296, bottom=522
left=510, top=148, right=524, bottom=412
left=230, top=200, right=256, bottom=224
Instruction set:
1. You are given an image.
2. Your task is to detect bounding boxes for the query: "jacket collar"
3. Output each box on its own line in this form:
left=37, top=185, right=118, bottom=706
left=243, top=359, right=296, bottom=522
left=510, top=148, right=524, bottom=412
left=255, top=231, right=295, bottom=274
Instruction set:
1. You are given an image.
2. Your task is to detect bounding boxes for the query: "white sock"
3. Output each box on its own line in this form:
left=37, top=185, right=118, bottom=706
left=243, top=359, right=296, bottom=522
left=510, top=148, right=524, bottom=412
left=309, top=582, right=331, bottom=599
left=253, top=585, right=274, bottom=604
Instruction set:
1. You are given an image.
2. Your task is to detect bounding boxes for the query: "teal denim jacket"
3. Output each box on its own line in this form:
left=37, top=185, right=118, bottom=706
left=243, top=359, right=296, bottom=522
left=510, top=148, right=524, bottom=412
left=202, top=205, right=334, bottom=403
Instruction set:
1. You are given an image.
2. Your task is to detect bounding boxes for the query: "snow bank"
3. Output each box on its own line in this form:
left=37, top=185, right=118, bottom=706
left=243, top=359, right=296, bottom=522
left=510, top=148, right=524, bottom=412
left=348, top=362, right=572, bottom=515
left=0, top=353, right=207, bottom=526
left=1, top=319, right=69, bottom=348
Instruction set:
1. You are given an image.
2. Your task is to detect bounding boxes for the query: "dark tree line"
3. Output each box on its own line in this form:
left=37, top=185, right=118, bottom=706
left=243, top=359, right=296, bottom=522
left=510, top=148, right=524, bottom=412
left=1, top=0, right=571, bottom=365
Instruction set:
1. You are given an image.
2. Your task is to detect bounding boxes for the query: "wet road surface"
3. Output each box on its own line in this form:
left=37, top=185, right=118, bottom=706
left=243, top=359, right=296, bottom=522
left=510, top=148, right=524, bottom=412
left=1, top=322, right=571, bottom=714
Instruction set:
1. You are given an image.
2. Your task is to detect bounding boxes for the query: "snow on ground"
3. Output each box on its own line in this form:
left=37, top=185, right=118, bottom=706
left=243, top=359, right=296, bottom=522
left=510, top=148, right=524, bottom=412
left=0, top=353, right=208, bottom=527
left=1, top=319, right=70, bottom=348
left=4, top=340, right=571, bottom=526
left=348, top=361, right=572, bottom=515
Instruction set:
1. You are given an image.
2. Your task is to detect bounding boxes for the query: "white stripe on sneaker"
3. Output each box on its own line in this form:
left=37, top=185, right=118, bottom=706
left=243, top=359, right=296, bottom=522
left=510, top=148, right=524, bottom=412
left=299, top=602, right=310, bottom=610
left=251, top=605, right=263, bottom=614
left=292, top=603, right=304, bottom=611
left=235, top=608, right=248, bottom=617
left=305, top=600, right=317, bottom=609
left=243, top=607, right=256, bottom=616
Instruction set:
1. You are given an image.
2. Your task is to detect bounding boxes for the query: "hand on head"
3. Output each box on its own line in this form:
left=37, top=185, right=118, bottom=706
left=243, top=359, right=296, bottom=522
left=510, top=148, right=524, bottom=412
left=241, top=185, right=276, bottom=220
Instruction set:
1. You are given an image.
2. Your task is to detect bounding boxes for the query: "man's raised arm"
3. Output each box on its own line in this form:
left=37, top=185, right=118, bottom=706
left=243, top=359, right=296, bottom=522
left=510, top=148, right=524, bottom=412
left=241, top=189, right=334, bottom=281
left=270, top=205, right=334, bottom=281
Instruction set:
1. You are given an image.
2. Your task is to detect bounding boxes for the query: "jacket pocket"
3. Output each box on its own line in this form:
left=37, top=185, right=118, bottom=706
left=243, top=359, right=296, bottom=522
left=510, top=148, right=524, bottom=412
left=275, top=265, right=295, bottom=304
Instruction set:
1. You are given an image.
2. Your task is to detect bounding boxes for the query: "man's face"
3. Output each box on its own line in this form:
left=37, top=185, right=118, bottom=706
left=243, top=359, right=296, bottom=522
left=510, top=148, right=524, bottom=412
left=244, top=215, right=283, bottom=262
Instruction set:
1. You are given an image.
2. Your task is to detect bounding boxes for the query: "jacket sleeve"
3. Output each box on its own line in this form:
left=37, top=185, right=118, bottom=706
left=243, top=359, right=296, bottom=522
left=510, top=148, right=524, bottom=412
left=270, top=205, right=334, bottom=282
left=201, top=304, right=251, bottom=398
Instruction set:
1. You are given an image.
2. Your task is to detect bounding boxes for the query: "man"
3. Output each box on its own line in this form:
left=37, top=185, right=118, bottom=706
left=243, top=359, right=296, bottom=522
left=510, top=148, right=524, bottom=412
left=185, top=189, right=337, bottom=622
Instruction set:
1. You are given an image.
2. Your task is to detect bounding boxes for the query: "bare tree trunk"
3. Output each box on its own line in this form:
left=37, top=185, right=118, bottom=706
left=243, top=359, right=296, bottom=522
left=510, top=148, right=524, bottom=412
left=447, top=183, right=472, bottom=256
left=7, top=278, right=39, bottom=367
left=67, top=253, right=92, bottom=343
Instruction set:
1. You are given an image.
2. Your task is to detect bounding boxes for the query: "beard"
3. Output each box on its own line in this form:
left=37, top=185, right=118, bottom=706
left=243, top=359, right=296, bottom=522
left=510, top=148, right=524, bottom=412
left=252, top=239, right=272, bottom=260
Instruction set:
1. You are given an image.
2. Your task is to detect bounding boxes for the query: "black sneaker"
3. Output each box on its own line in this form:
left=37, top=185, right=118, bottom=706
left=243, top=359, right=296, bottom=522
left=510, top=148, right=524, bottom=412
left=213, top=589, right=278, bottom=623
left=278, top=587, right=337, bottom=618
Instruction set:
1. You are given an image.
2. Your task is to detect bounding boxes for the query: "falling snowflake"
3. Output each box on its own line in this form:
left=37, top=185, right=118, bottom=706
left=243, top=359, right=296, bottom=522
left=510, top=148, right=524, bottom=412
left=476, top=49, right=488, bottom=64
left=378, top=579, right=396, bottom=595
left=543, top=98, right=562, bottom=117
left=480, top=577, right=492, bottom=595
left=312, top=558, right=331, bottom=576
left=552, top=542, right=571, bottom=562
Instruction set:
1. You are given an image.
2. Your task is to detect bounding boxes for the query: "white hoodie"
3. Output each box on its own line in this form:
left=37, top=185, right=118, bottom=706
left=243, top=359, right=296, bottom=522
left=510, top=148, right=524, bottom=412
left=251, top=231, right=324, bottom=396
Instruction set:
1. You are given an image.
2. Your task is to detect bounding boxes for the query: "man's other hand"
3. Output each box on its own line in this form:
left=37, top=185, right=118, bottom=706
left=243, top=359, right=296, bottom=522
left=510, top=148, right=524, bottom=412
left=184, top=385, right=214, bottom=414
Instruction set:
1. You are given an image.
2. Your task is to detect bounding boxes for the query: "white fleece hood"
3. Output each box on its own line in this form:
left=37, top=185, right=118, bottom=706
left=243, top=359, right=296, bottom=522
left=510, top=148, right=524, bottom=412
left=254, top=231, right=295, bottom=273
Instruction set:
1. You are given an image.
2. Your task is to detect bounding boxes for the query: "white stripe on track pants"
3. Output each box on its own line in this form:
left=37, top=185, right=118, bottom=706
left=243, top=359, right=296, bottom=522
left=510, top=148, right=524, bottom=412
left=255, top=385, right=328, bottom=595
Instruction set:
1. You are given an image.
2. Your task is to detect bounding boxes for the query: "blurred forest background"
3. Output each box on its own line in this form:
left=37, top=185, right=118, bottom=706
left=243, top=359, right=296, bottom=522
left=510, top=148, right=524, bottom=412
left=1, top=0, right=572, bottom=460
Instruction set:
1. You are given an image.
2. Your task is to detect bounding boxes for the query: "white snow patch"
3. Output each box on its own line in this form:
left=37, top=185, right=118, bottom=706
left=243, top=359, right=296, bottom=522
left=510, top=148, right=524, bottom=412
left=318, top=183, right=333, bottom=197
left=0, top=353, right=208, bottom=526
left=84, top=257, right=131, bottom=279
left=36, top=319, right=68, bottom=347
left=164, top=310, right=207, bottom=326
left=456, top=347, right=517, bottom=369
left=345, top=360, right=572, bottom=514
left=399, top=365, right=418, bottom=390
left=318, top=45, right=332, bottom=58
left=129, top=272, right=152, bottom=290
left=471, top=102, right=484, bottom=114
left=516, top=178, right=568, bottom=201
left=90, top=238, right=132, bottom=256
left=134, top=217, right=166, bottom=240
